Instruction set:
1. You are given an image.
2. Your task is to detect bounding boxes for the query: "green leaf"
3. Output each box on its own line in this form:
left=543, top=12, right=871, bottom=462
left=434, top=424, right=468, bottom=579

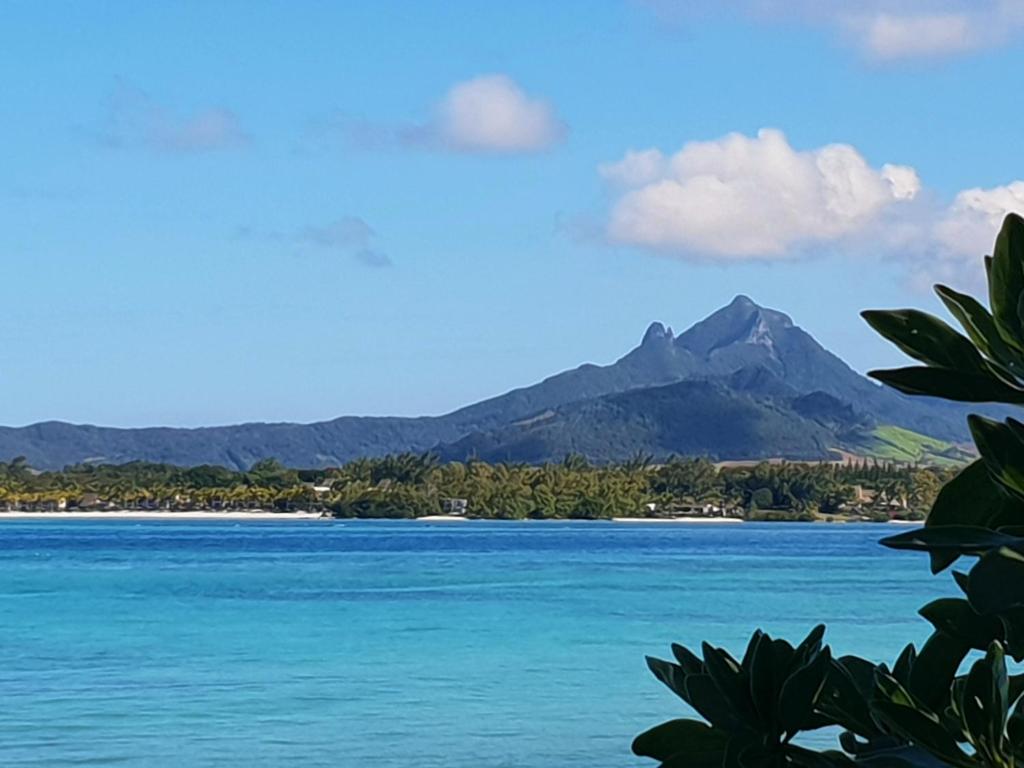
left=672, top=643, right=705, bottom=676
left=892, top=644, right=916, bottom=687
left=936, top=284, right=1024, bottom=375
left=998, top=607, right=1024, bottom=661
left=919, top=598, right=1003, bottom=651
left=881, top=525, right=1018, bottom=564
left=960, top=643, right=1008, bottom=761
left=817, top=658, right=880, bottom=738
left=868, top=366, right=1024, bottom=403
left=702, top=643, right=757, bottom=726
left=871, top=701, right=974, bottom=768
left=968, top=545, right=1024, bottom=615
left=748, top=633, right=778, bottom=731
left=1007, top=695, right=1024, bottom=749
left=989, top=213, right=1024, bottom=351
left=779, top=647, right=832, bottom=735
left=789, top=625, right=826, bottom=673
left=632, top=718, right=729, bottom=761
left=861, top=309, right=988, bottom=372
left=907, top=630, right=971, bottom=710
left=647, top=656, right=691, bottom=702
left=686, top=673, right=748, bottom=732
left=741, top=630, right=764, bottom=670
left=928, top=459, right=1023, bottom=525
left=969, top=415, right=1024, bottom=499
left=925, top=461, right=997, bottom=570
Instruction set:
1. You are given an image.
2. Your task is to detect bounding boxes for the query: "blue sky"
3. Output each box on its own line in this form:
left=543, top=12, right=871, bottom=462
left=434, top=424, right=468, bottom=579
left=2, top=1, right=1024, bottom=427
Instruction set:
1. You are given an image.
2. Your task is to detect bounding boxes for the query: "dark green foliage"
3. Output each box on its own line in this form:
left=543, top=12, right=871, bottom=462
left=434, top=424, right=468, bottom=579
left=635, top=627, right=850, bottom=768
left=0, top=452, right=948, bottom=520
left=634, top=214, right=1024, bottom=768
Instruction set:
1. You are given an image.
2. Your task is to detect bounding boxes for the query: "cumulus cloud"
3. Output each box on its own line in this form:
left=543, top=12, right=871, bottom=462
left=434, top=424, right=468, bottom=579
left=335, top=74, right=565, bottom=154
left=603, top=129, right=920, bottom=258
left=99, top=83, right=248, bottom=152
left=599, top=128, right=1024, bottom=292
left=920, top=181, right=1024, bottom=288
left=642, top=1, right=1024, bottom=61
left=430, top=75, right=565, bottom=152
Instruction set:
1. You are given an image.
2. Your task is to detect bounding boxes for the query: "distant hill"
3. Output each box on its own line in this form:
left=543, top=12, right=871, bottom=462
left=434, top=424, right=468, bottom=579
left=437, top=376, right=845, bottom=464
left=0, top=296, right=988, bottom=469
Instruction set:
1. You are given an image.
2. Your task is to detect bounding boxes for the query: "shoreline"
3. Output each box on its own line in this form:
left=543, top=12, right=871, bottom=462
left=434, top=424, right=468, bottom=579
left=611, top=516, right=744, bottom=524
left=0, top=510, right=326, bottom=521
left=0, top=511, right=924, bottom=525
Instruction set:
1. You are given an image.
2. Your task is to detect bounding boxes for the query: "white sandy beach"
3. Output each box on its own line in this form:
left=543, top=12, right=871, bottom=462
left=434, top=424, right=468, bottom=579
left=0, top=510, right=326, bottom=521
left=612, top=516, right=744, bottom=524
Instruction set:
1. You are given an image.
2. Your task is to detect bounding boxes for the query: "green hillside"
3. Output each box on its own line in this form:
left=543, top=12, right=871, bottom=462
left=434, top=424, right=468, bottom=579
left=857, top=425, right=974, bottom=467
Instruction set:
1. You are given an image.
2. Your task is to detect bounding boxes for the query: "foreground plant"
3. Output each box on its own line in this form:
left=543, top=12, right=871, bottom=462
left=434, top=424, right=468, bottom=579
left=633, top=213, right=1024, bottom=768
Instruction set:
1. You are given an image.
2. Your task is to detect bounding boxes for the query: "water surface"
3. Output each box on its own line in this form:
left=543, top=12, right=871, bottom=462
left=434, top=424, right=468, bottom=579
left=0, top=520, right=950, bottom=767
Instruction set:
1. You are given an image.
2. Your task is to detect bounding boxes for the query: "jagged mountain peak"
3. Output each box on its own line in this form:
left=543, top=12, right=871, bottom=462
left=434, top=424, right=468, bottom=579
left=641, top=321, right=675, bottom=346
left=676, top=295, right=795, bottom=359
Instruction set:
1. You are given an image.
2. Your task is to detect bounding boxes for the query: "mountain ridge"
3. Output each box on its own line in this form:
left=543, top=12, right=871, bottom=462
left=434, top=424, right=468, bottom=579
left=0, top=296, right=986, bottom=469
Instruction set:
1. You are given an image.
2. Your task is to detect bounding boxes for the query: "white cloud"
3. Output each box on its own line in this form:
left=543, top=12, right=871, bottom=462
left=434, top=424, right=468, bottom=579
left=100, top=83, right=248, bottom=153
left=599, top=127, right=1024, bottom=292
left=642, top=1, right=1024, bottom=61
left=599, top=149, right=667, bottom=187
left=603, top=129, right=919, bottom=258
left=431, top=75, right=565, bottom=152
left=919, top=181, right=1024, bottom=288
left=849, top=12, right=977, bottom=60
left=334, top=74, right=566, bottom=154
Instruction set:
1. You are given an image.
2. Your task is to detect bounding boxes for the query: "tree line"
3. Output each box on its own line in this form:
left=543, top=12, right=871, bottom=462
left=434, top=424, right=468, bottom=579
left=0, top=452, right=954, bottom=520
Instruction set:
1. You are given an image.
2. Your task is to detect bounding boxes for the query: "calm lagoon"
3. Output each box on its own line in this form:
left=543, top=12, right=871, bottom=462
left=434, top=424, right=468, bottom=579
left=0, top=520, right=950, bottom=767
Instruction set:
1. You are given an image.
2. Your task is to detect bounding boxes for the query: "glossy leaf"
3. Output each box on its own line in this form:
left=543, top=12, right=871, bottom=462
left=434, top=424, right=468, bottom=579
left=969, top=415, right=1024, bottom=499
left=703, top=643, right=757, bottom=726
left=867, top=366, right=1024, bottom=403
left=686, top=673, right=748, bottom=732
left=936, top=284, right=1024, bottom=375
left=632, top=718, right=729, bottom=761
left=968, top=545, right=1024, bottom=615
left=646, top=657, right=691, bottom=702
left=906, top=630, right=970, bottom=710
left=672, top=643, right=705, bottom=676
left=861, top=309, right=988, bottom=372
left=881, top=525, right=1019, bottom=561
left=989, top=212, right=1024, bottom=351
left=918, top=598, right=1004, bottom=652
left=817, top=658, right=880, bottom=739
left=779, top=647, right=832, bottom=735
left=871, top=701, right=973, bottom=768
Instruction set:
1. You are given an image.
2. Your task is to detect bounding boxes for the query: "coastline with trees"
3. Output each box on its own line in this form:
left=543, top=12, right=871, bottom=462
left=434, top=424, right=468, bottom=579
left=0, top=452, right=952, bottom=522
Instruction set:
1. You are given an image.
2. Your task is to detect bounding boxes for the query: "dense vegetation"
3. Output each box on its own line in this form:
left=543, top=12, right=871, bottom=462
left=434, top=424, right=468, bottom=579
left=633, top=215, right=1024, bottom=768
left=0, top=452, right=949, bottom=521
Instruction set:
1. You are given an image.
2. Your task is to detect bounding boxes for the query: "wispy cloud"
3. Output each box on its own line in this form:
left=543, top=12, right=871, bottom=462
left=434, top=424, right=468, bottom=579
left=97, top=82, right=249, bottom=153
left=240, top=216, right=393, bottom=268
left=327, top=74, right=566, bottom=154
left=641, top=1, right=1024, bottom=61
left=598, top=128, right=1024, bottom=292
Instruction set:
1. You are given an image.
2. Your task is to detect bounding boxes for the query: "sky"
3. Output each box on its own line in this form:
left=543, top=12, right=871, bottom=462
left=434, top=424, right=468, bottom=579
left=2, top=0, right=1024, bottom=427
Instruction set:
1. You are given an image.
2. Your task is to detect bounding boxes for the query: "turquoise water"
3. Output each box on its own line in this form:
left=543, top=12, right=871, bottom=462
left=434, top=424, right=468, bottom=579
left=0, top=520, right=952, bottom=767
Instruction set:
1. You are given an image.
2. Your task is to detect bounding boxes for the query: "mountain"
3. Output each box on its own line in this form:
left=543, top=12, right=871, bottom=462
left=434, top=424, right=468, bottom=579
left=0, top=296, right=984, bottom=469
left=438, top=375, right=848, bottom=464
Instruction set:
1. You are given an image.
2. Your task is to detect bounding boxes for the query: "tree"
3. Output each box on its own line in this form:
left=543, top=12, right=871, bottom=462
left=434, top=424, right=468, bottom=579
left=633, top=214, right=1024, bottom=768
